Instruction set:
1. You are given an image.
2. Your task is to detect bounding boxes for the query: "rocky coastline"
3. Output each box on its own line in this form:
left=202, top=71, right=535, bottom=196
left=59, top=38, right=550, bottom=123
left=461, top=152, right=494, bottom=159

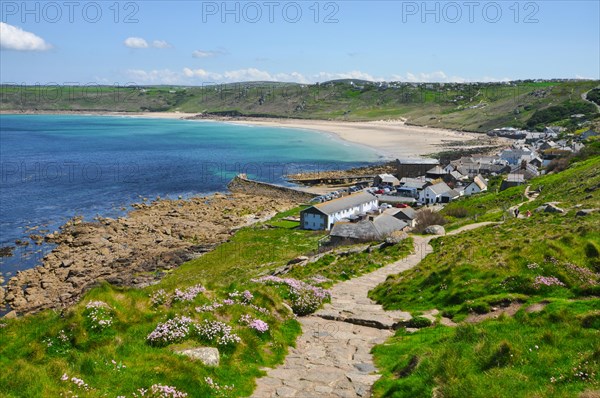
left=1, top=192, right=297, bottom=316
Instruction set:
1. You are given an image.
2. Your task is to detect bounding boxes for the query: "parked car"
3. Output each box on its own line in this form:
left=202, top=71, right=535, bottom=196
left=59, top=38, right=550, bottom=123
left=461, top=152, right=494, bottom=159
left=375, top=189, right=384, bottom=194
left=395, top=203, right=409, bottom=208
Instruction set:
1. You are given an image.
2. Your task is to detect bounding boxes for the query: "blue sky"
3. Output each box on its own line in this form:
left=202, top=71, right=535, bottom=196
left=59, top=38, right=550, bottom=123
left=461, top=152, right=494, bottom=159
left=1, top=1, right=599, bottom=85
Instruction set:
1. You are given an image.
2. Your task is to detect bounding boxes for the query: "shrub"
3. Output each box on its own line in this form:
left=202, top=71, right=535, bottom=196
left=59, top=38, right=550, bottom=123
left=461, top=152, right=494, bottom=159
left=406, top=316, right=432, bottom=328
left=414, top=209, right=447, bottom=233
left=444, top=207, right=469, bottom=218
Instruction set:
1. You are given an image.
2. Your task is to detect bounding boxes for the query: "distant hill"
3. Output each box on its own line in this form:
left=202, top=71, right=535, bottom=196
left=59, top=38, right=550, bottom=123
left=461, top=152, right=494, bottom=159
left=1, top=79, right=599, bottom=132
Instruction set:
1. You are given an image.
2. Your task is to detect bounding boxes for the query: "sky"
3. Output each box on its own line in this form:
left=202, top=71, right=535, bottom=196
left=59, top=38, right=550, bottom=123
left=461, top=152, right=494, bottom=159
left=1, top=1, right=599, bottom=85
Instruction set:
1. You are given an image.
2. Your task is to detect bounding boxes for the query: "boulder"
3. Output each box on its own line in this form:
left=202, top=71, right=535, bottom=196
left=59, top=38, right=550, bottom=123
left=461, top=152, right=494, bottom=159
left=0, top=246, right=14, bottom=257
left=576, top=209, right=597, bottom=217
left=176, top=347, right=220, bottom=367
left=287, top=256, right=309, bottom=265
left=424, top=225, right=446, bottom=235
left=544, top=204, right=564, bottom=213
left=385, top=231, right=408, bottom=245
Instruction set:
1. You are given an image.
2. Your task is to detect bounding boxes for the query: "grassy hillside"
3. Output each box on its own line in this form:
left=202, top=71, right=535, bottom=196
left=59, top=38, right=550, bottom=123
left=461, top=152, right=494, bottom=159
left=0, top=207, right=413, bottom=397
left=369, top=157, right=600, bottom=397
left=2, top=80, right=599, bottom=132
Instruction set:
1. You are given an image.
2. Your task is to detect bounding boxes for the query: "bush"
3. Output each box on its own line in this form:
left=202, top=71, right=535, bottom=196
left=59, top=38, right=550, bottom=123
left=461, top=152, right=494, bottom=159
left=414, top=209, right=447, bottom=233
left=526, top=101, right=597, bottom=128
left=444, top=207, right=469, bottom=218
left=406, top=316, right=433, bottom=328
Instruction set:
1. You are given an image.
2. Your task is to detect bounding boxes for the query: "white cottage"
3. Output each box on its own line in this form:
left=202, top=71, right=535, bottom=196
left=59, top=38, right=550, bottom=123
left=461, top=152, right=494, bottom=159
left=300, top=192, right=379, bottom=230
left=464, top=175, right=488, bottom=196
left=419, top=182, right=452, bottom=205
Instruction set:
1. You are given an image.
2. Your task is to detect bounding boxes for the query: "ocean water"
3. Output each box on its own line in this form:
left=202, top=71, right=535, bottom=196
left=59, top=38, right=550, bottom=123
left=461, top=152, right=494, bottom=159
left=0, top=115, right=382, bottom=276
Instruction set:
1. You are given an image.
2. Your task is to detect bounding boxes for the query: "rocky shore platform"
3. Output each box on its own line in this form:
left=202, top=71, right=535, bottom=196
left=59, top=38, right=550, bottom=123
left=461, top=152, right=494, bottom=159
left=1, top=193, right=296, bottom=316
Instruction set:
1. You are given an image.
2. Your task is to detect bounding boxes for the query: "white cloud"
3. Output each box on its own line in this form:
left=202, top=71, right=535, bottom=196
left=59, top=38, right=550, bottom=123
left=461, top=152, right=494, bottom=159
left=192, top=50, right=225, bottom=58
left=124, top=37, right=149, bottom=49
left=124, top=37, right=171, bottom=49
left=313, top=71, right=385, bottom=82
left=125, top=69, right=182, bottom=84
left=0, top=22, right=52, bottom=51
left=152, top=40, right=171, bottom=49
left=122, top=67, right=508, bottom=85
left=183, top=68, right=215, bottom=79
left=391, top=71, right=512, bottom=83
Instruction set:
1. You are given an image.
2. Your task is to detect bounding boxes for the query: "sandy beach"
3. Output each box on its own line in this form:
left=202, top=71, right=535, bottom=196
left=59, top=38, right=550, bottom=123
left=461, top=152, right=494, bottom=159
left=2, top=110, right=484, bottom=160
left=217, top=118, right=483, bottom=160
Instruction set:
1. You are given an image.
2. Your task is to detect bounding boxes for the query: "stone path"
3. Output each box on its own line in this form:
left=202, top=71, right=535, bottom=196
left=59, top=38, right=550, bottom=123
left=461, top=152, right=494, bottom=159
left=252, top=223, right=496, bottom=398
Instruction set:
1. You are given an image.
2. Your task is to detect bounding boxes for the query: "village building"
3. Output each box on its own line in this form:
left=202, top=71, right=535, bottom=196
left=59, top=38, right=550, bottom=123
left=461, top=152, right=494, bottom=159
left=500, top=173, right=525, bottom=191
left=378, top=194, right=417, bottom=205
left=425, top=165, right=447, bottom=180
left=463, top=175, right=488, bottom=196
left=441, top=189, right=462, bottom=203
left=374, top=173, right=400, bottom=187
left=396, top=176, right=429, bottom=198
left=300, top=191, right=378, bottom=231
left=329, top=213, right=408, bottom=244
left=395, top=159, right=438, bottom=178
left=419, top=181, right=452, bottom=204
left=500, top=147, right=534, bottom=165
left=384, top=207, right=418, bottom=227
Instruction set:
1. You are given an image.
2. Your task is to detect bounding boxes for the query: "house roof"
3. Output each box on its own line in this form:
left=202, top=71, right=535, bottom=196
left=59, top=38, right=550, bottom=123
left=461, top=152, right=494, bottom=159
left=506, top=173, right=525, bottom=183
left=450, top=170, right=464, bottom=180
left=427, top=181, right=452, bottom=195
left=473, top=175, right=488, bottom=190
left=426, top=166, right=446, bottom=175
left=384, top=207, right=417, bottom=220
left=442, top=189, right=461, bottom=198
left=400, top=177, right=428, bottom=189
left=376, top=174, right=400, bottom=184
left=310, top=191, right=377, bottom=215
left=330, top=214, right=407, bottom=240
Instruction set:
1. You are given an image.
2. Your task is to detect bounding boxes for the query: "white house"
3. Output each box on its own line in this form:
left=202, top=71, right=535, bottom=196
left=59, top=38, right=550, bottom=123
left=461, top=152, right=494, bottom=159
left=464, top=175, right=488, bottom=196
left=300, top=192, right=379, bottom=230
left=419, top=182, right=452, bottom=204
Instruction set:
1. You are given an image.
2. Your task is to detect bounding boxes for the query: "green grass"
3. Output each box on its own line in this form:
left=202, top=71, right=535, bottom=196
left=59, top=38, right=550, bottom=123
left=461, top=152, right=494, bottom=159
left=372, top=299, right=600, bottom=398
left=370, top=212, right=599, bottom=319
left=287, top=238, right=414, bottom=285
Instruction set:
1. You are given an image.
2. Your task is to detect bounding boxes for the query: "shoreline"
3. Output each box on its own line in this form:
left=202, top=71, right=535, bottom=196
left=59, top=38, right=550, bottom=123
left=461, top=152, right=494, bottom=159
left=1, top=191, right=299, bottom=316
left=1, top=110, right=485, bottom=161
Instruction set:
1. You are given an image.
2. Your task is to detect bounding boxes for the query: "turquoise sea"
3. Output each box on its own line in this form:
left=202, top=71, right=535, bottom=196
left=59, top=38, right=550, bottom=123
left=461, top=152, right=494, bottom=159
left=0, top=115, right=381, bottom=275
